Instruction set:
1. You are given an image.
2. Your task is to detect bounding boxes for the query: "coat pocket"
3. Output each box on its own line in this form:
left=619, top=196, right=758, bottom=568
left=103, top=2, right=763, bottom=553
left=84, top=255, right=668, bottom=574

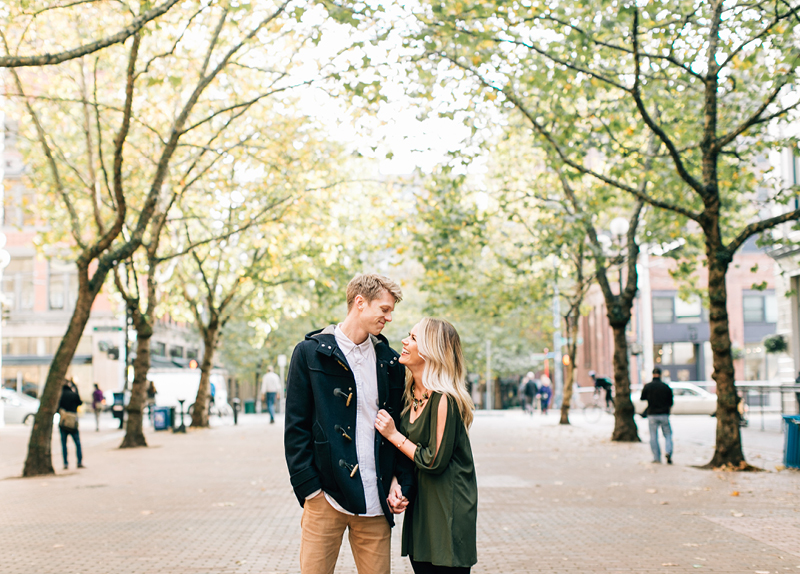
left=314, top=439, right=333, bottom=490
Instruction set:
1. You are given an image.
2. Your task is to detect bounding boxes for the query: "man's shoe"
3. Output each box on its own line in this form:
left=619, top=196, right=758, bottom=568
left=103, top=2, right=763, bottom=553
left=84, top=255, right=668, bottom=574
left=652, top=459, right=661, bottom=464
left=666, top=454, right=672, bottom=465
left=77, top=464, right=85, bottom=469
left=63, top=464, right=68, bottom=470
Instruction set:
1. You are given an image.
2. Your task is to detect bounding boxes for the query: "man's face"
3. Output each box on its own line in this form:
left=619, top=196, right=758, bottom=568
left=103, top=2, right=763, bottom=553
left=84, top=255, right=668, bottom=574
left=356, top=290, right=396, bottom=336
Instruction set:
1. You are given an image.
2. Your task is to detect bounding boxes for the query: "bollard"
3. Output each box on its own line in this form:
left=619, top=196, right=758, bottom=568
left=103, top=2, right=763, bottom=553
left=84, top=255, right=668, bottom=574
left=174, top=399, right=187, bottom=433
left=232, top=397, right=241, bottom=426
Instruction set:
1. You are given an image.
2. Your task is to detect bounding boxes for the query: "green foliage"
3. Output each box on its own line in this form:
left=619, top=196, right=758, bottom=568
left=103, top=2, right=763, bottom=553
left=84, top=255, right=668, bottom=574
left=763, top=334, right=788, bottom=354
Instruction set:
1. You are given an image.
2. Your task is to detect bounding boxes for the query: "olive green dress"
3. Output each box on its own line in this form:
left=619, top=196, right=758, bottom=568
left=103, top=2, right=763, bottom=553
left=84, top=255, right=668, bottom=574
left=400, top=392, right=478, bottom=568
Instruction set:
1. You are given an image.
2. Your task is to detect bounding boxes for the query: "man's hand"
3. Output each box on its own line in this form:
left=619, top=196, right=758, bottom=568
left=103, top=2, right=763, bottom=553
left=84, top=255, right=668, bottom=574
left=387, top=476, right=408, bottom=514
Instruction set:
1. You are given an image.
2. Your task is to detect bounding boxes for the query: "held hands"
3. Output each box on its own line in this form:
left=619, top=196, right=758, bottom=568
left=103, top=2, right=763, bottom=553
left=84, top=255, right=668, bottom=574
left=375, top=412, right=409, bottom=514
left=387, top=476, right=409, bottom=514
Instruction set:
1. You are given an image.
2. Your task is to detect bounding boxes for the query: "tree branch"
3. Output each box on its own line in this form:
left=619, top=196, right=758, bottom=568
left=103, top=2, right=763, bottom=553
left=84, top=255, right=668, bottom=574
left=0, top=0, right=181, bottom=68
left=727, top=207, right=800, bottom=256
left=631, top=9, right=706, bottom=197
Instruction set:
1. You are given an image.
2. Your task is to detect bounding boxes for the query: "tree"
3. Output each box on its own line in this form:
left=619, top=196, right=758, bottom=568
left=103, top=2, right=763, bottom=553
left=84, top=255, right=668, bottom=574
left=412, top=0, right=800, bottom=468
left=0, top=0, right=181, bottom=68
left=8, top=0, right=303, bottom=475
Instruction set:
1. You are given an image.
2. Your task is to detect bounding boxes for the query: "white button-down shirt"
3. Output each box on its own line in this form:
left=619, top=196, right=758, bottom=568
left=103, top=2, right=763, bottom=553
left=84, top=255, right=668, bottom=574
left=320, top=325, right=382, bottom=516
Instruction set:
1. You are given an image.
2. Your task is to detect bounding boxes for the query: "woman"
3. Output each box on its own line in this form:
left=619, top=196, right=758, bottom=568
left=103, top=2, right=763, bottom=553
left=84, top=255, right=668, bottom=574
left=375, top=317, right=477, bottom=574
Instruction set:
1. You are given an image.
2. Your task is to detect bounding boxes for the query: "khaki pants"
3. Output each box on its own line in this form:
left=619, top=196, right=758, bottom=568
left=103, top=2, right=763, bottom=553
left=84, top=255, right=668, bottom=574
left=300, top=493, right=390, bottom=574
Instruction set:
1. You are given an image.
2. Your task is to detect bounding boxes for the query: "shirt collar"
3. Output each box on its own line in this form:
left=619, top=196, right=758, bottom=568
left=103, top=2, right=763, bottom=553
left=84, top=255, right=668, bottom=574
left=335, top=324, right=373, bottom=357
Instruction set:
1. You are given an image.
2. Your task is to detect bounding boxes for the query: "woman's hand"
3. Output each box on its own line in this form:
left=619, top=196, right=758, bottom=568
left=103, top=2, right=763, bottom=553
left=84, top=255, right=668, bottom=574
left=374, top=409, right=399, bottom=441
left=387, top=476, right=409, bottom=514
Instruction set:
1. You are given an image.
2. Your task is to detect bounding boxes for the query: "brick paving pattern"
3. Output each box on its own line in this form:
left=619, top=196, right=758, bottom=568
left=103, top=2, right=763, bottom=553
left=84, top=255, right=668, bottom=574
left=1, top=410, right=799, bottom=573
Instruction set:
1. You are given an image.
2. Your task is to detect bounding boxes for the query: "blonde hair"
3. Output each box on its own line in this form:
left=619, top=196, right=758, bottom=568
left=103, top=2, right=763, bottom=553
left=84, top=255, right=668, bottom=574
left=403, top=317, right=474, bottom=429
left=346, top=273, right=403, bottom=312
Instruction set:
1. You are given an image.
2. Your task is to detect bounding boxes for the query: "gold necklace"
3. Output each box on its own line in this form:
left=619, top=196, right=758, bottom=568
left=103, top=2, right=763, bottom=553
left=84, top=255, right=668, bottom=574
left=411, top=384, right=429, bottom=411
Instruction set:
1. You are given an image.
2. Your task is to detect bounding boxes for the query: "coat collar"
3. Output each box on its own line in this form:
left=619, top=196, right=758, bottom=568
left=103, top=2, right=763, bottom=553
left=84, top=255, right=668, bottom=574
left=306, top=325, right=396, bottom=361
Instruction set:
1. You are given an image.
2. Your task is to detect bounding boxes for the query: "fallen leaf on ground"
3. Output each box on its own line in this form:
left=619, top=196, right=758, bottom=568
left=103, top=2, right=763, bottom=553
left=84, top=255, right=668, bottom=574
left=662, top=563, right=678, bottom=566
left=646, top=489, right=657, bottom=494
left=731, top=511, right=744, bottom=517
left=730, top=491, right=740, bottom=496
left=660, top=501, right=669, bottom=505
left=236, top=560, right=246, bottom=565
left=683, top=543, right=700, bottom=547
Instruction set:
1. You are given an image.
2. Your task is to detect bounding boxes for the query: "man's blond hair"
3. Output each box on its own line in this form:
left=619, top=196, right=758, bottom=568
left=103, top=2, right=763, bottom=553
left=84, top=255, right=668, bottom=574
left=346, top=273, right=403, bottom=312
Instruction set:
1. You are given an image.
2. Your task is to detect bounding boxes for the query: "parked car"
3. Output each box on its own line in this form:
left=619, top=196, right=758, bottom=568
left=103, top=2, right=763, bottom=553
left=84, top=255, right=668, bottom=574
left=631, top=382, right=718, bottom=416
left=1, top=387, right=40, bottom=424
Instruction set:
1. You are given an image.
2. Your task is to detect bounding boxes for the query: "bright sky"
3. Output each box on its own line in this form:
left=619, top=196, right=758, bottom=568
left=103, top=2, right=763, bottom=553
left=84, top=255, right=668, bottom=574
left=287, top=2, right=480, bottom=176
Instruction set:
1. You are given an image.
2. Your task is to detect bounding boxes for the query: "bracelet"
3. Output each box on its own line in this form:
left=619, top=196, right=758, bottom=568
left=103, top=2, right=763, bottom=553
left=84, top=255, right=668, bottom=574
left=397, top=437, right=407, bottom=449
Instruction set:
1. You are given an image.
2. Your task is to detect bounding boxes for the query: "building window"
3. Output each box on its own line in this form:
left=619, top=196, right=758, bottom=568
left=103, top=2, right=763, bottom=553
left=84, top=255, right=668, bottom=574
left=151, top=342, right=166, bottom=357
left=2, top=257, right=34, bottom=310
left=654, top=342, right=697, bottom=365
left=186, top=348, right=198, bottom=360
left=743, top=292, right=776, bottom=323
left=169, top=345, right=184, bottom=359
left=675, top=295, right=702, bottom=323
left=48, top=260, right=78, bottom=311
left=653, top=297, right=674, bottom=323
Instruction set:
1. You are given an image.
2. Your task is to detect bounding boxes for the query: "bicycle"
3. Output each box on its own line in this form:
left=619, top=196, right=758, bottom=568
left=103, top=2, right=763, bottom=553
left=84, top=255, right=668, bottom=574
left=582, top=388, right=615, bottom=423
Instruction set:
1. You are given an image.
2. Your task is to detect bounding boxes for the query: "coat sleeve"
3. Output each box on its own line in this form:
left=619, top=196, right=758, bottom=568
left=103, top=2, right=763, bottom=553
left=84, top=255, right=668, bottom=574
left=413, top=393, right=458, bottom=477
left=284, top=343, right=322, bottom=506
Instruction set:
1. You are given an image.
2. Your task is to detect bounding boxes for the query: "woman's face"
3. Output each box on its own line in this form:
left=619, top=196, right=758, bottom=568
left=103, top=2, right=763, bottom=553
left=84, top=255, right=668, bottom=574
left=399, top=323, right=424, bottom=368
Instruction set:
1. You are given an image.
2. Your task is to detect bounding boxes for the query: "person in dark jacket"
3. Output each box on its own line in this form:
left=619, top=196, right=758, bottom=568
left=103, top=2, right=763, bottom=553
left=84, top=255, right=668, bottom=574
left=284, top=274, right=415, bottom=574
left=640, top=367, right=674, bottom=464
left=58, top=380, right=84, bottom=469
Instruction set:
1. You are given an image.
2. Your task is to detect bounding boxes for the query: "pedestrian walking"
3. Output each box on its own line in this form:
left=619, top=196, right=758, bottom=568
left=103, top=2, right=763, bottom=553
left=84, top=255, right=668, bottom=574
left=641, top=367, right=674, bottom=464
left=261, top=366, right=280, bottom=424
left=375, top=317, right=478, bottom=574
left=538, top=375, right=552, bottom=415
left=284, top=273, right=414, bottom=574
left=91, top=383, right=105, bottom=432
left=521, top=372, right=538, bottom=415
left=58, top=380, right=84, bottom=469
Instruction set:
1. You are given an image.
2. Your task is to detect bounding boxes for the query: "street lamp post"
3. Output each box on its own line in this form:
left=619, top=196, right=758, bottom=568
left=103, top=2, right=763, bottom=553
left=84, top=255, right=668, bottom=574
left=552, top=256, right=563, bottom=408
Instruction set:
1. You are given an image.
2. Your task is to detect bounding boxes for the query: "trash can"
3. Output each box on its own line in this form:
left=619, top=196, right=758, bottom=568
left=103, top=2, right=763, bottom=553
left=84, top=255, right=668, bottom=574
left=153, top=406, right=171, bottom=431
left=244, top=400, right=255, bottom=414
left=783, top=415, right=800, bottom=469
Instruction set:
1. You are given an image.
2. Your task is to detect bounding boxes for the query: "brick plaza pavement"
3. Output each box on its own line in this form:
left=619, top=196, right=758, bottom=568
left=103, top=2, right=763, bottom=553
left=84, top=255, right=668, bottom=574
left=1, top=410, right=799, bottom=574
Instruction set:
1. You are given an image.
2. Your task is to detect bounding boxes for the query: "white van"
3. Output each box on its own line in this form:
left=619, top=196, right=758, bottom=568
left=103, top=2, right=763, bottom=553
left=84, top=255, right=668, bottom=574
left=147, top=369, right=232, bottom=417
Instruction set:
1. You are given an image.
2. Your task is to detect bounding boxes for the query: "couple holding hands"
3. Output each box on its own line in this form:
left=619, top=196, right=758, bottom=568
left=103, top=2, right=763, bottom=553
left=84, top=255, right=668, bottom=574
left=284, top=274, right=478, bottom=574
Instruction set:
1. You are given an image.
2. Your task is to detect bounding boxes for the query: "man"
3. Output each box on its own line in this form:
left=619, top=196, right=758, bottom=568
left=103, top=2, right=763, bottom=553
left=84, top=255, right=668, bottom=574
left=523, top=372, right=538, bottom=415
left=284, top=273, right=414, bottom=574
left=641, top=366, right=674, bottom=464
left=58, top=380, right=84, bottom=469
left=261, top=365, right=280, bottom=424
left=590, top=371, right=614, bottom=409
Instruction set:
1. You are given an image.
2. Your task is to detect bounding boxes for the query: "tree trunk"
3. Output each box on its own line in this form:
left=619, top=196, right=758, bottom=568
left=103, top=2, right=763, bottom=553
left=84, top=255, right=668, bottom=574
left=704, top=246, right=746, bottom=468
left=559, top=360, right=574, bottom=425
left=120, top=312, right=153, bottom=448
left=560, top=322, right=579, bottom=425
left=23, top=274, right=99, bottom=476
left=610, top=323, right=639, bottom=442
left=190, top=327, right=218, bottom=428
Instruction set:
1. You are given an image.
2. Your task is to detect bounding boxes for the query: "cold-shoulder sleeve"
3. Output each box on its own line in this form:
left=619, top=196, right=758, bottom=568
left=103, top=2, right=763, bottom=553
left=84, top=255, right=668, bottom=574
left=413, top=393, right=459, bottom=476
